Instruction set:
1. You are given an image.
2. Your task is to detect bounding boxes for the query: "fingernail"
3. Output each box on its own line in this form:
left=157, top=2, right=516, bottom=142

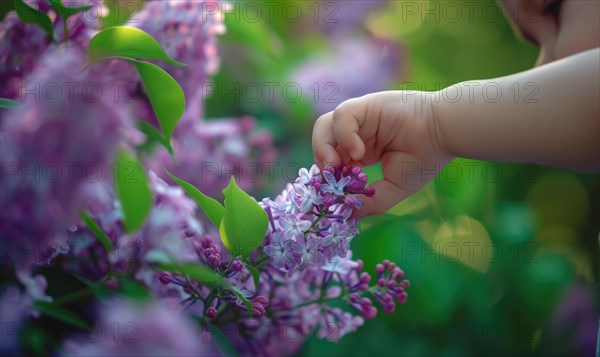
left=350, top=150, right=360, bottom=161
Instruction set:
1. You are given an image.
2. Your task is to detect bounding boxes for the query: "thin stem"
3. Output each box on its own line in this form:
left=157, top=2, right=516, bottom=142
left=53, top=285, right=97, bottom=306
left=291, top=296, right=342, bottom=310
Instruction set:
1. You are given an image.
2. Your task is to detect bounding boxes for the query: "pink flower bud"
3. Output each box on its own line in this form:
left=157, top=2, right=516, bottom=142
left=206, top=307, right=217, bottom=318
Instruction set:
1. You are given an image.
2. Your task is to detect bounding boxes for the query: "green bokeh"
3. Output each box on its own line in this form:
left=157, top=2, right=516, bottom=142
left=209, top=0, right=598, bottom=355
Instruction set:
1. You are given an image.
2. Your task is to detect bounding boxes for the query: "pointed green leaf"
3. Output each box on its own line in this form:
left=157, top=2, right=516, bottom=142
left=34, top=302, right=90, bottom=329
left=156, top=262, right=223, bottom=288
left=115, top=150, right=152, bottom=232
left=246, top=264, right=260, bottom=290
left=0, top=98, right=19, bottom=109
left=47, top=0, right=91, bottom=21
left=207, top=324, right=241, bottom=357
left=118, top=280, right=152, bottom=301
left=131, top=60, right=184, bottom=145
left=80, top=211, right=114, bottom=252
left=88, top=26, right=186, bottom=66
left=219, top=177, right=268, bottom=258
left=166, top=170, right=224, bottom=228
left=136, top=120, right=175, bottom=161
left=14, top=0, right=54, bottom=40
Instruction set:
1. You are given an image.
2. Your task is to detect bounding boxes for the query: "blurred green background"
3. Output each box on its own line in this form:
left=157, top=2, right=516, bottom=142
left=209, top=0, right=599, bottom=355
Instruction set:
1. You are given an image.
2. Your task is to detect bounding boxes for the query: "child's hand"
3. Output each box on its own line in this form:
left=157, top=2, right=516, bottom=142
left=312, top=91, right=454, bottom=218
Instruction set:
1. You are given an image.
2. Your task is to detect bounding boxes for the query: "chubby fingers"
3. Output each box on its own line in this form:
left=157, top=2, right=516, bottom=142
left=312, top=97, right=369, bottom=168
left=312, top=111, right=341, bottom=168
left=331, top=97, right=367, bottom=162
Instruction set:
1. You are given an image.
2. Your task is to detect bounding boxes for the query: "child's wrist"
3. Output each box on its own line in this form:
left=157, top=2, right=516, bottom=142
left=426, top=91, right=455, bottom=160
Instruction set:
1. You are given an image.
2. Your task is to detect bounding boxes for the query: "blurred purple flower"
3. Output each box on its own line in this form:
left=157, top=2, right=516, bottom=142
left=0, top=47, right=136, bottom=270
left=292, top=34, right=401, bottom=114
left=0, top=0, right=102, bottom=99
left=143, top=116, right=276, bottom=198
left=62, top=300, right=217, bottom=356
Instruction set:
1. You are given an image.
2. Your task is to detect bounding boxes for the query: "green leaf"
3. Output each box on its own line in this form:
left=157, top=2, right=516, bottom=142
left=0, top=98, right=19, bottom=109
left=1, top=0, right=14, bottom=21
left=131, top=60, right=184, bottom=145
left=136, top=120, right=176, bottom=161
left=246, top=264, right=260, bottom=290
left=88, top=26, right=186, bottom=66
left=207, top=324, right=240, bottom=357
left=47, top=0, right=91, bottom=21
left=80, top=211, right=114, bottom=252
left=114, top=150, right=152, bottom=233
left=14, top=0, right=54, bottom=40
left=166, top=170, right=224, bottom=228
left=219, top=177, right=268, bottom=258
left=228, top=283, right=253, bottom=316
left=156, top=262, right=223, bottom=288
left=118, top=280, right=152, bottom=301
left=34, top=301, right=90, bottom=329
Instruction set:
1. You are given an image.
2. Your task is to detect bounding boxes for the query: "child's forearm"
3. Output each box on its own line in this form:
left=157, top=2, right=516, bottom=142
left=434, top=48, right=600, bottom=171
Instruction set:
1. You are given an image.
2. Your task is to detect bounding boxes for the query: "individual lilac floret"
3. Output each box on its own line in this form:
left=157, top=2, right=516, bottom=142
left=279, top=215, right=312, bottom=240
left=293, top=183, right=323, bottom=213
left=321, top=169, right=352, bottom=196
left=263, top=233, right=299, bottom=270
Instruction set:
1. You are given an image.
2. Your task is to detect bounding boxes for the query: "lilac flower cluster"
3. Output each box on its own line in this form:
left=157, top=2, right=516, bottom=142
left=0, top=0, right=101, bottom=99
left=144, top=165, right=409, bottom=356
left=0, top=48, right=136, bottom=271
left=66, top=171, right=205, bottom=284
left=261, top=165, right=374, bottom=276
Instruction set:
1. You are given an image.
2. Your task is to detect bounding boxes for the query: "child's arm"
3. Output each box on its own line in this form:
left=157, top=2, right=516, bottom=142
left=436, top=47, right=599, bottom=172
left=312, top=48, right=599, bottom=218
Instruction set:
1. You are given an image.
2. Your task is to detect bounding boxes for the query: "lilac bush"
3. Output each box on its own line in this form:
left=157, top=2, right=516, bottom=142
left=154, top=164, right=410, bottom=356
left=0, top=1, right=410, bottom=355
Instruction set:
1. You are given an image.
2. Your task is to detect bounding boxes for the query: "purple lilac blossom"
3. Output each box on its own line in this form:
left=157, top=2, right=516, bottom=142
left=262, top=165, right=372, bottom=275
left=66, top=171, right=206, bottom=287
left=0, top=47, right=136, bottom=270
left=143, top=116, right=276, bottom=198
left=291, top=34, right=401, bottom=114
left=62, top=300, right=217, bottom=356
left=0, top=0, right=103, bottom=99
left=59, top=165, right=408, bottom=357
